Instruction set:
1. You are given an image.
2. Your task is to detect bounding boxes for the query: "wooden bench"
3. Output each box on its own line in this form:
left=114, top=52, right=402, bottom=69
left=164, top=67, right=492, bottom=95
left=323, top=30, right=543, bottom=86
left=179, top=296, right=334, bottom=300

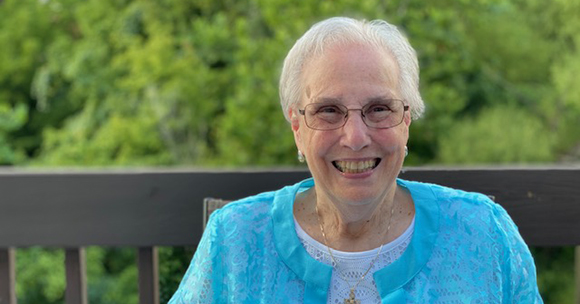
left=0, top=167, right=579, bottom=303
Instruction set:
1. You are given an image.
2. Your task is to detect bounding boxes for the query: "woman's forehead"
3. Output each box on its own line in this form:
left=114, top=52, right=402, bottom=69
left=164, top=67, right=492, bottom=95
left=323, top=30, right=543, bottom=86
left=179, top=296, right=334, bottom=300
left=300, top=44, right=400, bottom=104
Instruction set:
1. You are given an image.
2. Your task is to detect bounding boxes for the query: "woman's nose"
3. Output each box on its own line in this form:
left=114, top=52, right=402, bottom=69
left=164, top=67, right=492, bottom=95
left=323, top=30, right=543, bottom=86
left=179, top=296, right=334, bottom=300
left=340, top=112, right=371, bottom=151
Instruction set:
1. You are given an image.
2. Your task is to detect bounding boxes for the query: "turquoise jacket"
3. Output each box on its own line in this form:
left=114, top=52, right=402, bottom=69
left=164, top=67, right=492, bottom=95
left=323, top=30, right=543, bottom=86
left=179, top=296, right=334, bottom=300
left=169, top=178, right=543, bottom=303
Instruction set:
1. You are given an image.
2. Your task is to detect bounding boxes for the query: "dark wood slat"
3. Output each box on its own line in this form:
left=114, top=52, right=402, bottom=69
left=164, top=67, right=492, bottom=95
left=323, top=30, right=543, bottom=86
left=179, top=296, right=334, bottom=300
left=0, top=170, right=310, bottom=247
left=0, top=168, right=578, bottom=246
left=0, top=248, right=16, bottom=304
left=203, top=198, right=231, bottom=230
left=138, top=247, right=159, bottom=304
left=65, top=248, right=87, bottom=304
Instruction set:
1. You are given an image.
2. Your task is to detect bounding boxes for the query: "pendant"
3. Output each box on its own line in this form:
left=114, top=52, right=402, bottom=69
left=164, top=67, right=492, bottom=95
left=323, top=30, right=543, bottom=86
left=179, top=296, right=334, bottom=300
left=344, top=289, right=360, bottom=304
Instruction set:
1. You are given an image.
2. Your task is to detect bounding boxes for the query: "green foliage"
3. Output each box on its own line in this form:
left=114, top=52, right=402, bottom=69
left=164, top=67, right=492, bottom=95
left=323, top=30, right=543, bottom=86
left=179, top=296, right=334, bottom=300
left=0, top=103, right=28, bottom=164
left=37, top=103, right=173, bottom=166
left=438, top=106, right=556, bottom=164
left=86, top=247, right=138, bottom=304
left=1, top=0, right=578, bottom=167
left=16, top=247, right=139, bottom=304
left=16, top=248, right=65, bottom=304
left=159, top=247, right=196, bottom=303
left=531, top=247, right=576, bottom=304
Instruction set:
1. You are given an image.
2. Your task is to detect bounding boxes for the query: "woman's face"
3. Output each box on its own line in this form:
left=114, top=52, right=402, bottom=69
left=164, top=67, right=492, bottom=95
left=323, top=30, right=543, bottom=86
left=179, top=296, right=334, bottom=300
left=290, top=43, right=411, bottom=206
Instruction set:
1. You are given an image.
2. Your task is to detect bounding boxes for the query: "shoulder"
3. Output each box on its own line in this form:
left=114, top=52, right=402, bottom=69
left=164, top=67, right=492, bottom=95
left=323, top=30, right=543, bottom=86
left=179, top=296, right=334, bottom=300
left=399, top=180, right=541, bottom=301
left=401, top=179, right=498, bottom=211
left=208, top=180, right=304, bottom=231
left=401, top=179, right=517, bottom=237
left=210, top=189, right=277, bottom=227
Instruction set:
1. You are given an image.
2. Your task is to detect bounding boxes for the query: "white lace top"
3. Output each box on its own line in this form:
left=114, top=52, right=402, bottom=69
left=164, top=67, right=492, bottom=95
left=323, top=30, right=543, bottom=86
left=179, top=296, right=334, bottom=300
left=294, top=216, right=415, bottom=304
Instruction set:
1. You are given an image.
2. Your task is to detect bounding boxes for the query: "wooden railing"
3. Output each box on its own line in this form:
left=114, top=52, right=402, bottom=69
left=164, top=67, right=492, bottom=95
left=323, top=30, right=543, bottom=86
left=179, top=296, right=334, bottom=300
left=0, top=167, right=579, bottom=303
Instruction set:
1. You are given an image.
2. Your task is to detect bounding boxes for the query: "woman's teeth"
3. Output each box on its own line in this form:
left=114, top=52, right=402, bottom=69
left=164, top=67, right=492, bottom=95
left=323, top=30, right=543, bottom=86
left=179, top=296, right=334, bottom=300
left=333, top=159, right=378, bottom=173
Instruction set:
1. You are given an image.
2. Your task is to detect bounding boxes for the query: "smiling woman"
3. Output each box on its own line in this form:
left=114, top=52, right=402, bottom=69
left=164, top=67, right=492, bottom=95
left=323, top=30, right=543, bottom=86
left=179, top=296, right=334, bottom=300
left=169, top=17, right=543, bottom=304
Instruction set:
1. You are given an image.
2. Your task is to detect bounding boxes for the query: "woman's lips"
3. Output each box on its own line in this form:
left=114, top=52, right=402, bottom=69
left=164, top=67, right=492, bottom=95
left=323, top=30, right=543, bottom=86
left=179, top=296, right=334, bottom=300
left=332, top=158, right=381, bottom=173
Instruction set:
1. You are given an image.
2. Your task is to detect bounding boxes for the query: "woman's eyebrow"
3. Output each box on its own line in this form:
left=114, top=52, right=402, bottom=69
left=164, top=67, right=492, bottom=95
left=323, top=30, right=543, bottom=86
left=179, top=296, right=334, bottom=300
left=312, top=95, right=395, bottom=105
left=367, top=95, right=396, bottom=103
left=312, top=97, right=343, bottom=104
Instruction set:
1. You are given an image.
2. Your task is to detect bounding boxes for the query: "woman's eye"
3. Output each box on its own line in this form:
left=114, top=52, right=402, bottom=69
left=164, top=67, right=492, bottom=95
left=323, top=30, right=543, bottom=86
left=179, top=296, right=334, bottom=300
left=368, top=105, right=390, bottom=112
left=317, top=106, right=341, bottom=114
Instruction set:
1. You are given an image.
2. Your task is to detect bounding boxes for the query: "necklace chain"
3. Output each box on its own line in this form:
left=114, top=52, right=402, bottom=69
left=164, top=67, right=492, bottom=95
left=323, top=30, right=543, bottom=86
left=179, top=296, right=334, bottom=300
left=315, top=201, right=395, bottom=303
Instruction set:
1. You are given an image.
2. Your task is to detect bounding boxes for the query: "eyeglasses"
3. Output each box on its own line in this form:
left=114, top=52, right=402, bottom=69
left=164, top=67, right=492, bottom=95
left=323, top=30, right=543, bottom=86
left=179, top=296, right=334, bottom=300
left=298, top=99, right=409, bottom=130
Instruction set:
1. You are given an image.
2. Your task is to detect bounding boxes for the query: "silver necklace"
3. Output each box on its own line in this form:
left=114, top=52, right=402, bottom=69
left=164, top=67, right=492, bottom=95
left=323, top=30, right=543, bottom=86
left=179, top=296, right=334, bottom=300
left=315, top=201, right=396, bottom=304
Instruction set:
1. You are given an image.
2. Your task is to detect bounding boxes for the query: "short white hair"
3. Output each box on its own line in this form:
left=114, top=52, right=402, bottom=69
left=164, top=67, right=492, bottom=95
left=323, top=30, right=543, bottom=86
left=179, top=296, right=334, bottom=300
left=279, top=17, right=424, bottom=121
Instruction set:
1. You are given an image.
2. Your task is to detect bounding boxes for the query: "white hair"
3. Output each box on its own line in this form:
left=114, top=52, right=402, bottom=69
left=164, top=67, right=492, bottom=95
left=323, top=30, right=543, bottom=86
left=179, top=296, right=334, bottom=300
left=279, top=17, right=425, bottom=121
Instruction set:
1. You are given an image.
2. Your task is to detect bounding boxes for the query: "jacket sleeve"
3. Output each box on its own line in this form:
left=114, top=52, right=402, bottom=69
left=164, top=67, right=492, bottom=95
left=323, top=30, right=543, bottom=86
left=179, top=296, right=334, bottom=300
left=168, top=209, right=224, bottom=304
left=492, top=204, right=544, bottom=303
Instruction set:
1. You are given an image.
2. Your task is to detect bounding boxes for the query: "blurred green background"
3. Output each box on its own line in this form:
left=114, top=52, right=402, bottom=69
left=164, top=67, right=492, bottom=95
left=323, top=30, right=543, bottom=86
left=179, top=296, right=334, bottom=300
left=1, top=0, right=578, bottom=303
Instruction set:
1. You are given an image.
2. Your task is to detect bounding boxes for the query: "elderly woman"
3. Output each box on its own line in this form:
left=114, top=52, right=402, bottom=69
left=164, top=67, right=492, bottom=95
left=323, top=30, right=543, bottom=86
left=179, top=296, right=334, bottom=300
left=169, top=17, right=542, bottom=303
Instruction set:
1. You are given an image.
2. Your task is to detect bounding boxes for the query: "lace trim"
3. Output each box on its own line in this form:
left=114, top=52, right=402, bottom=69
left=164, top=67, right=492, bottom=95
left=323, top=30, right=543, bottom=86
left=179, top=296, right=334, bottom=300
left=295, top=216, right=415, bottom=304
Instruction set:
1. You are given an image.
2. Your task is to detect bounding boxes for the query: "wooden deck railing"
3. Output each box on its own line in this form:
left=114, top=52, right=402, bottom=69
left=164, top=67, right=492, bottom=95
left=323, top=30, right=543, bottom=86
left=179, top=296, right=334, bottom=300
left=0, top=167, right=579, bottom=303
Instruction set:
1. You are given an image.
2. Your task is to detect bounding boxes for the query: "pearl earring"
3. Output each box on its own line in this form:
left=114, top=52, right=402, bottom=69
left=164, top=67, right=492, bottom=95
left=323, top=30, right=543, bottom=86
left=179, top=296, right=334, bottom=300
left=297, top=150, right=306, bottom=163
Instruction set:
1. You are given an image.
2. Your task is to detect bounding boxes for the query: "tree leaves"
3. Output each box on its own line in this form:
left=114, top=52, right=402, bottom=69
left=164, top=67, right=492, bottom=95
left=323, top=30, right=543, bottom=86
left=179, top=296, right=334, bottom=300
left=438, top=106, right=556, bottom=164
left=1, top=0, right=578, bottom=167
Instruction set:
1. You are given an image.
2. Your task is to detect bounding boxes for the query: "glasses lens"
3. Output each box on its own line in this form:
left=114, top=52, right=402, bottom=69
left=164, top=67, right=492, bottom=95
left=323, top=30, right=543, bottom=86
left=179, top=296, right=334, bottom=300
left=304, top=104, right=346, bottom=130
left=363, top=100, right=404, bottom=128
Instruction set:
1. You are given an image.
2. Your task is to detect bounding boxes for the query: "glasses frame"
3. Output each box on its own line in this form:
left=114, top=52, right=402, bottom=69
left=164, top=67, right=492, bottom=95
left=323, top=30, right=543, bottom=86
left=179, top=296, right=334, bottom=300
left=298, top=99, right=409, bottom=131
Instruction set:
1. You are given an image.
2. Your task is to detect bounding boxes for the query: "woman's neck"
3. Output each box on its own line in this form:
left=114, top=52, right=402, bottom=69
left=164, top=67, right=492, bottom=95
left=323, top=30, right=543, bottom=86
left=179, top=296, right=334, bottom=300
left=294, top=185, right=414, bottom=252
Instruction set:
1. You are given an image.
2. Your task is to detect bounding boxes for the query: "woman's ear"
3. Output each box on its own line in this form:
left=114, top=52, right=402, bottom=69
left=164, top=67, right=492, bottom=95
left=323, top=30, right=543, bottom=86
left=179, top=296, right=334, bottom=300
left=289, top=108, right=300, bottom=132
left=403, top=110, right=412, bottom=127
left=289, top=108, right=302, bottom=149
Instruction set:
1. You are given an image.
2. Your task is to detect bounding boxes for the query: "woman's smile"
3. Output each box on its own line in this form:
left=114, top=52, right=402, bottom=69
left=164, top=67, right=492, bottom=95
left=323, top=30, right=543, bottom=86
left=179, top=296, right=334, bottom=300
left=332, top=158, right=380, bottom=174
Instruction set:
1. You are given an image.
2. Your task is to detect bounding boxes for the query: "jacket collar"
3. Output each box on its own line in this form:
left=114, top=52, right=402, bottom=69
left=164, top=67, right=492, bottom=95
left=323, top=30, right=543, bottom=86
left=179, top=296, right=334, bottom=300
left=272, top=178, right=440, bottom=302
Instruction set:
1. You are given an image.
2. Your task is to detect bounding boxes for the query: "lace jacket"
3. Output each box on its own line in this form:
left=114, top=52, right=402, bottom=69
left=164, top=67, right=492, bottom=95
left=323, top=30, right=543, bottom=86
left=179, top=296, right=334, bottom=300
left=169, top=178, right=543, bottom=303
